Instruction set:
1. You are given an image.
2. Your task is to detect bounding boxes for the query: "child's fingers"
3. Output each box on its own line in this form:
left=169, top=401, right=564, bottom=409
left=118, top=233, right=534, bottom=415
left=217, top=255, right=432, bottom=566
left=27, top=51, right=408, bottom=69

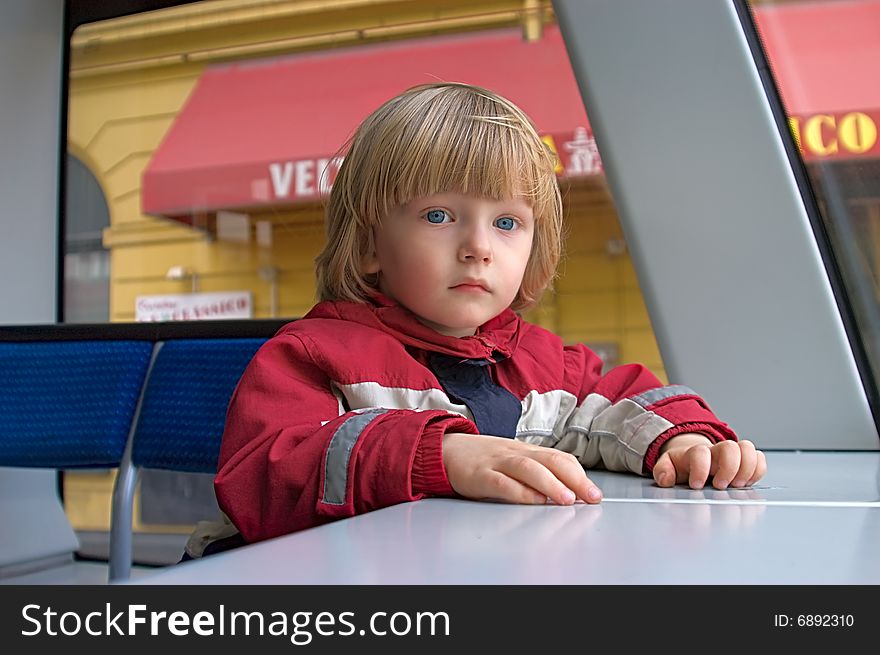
left=652, top=454, right=676, bottom=487
left=530, top=448, right=602, bottom=503
left=480, top=471, right=547, bottom=505
left=747, top=450, right=767, bottom=486
left=497, top=455, right=579, bottom=505
left=730, top=440, right=758, bottom=487
left=709, top=440, right=742, bottom=489
left=684, top=443, right=713, bottom=489
left=662, top=441, right=767, bottom=490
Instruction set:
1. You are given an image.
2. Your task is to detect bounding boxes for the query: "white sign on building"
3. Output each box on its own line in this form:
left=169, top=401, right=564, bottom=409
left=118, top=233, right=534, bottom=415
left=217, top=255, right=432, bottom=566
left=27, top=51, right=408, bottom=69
left=135, top=291, right=253, bottom=322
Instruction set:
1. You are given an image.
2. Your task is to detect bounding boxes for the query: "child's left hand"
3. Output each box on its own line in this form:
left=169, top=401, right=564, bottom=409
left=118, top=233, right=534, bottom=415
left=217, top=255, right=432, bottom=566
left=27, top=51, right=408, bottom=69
left=652, top=433, right=767, bottom=490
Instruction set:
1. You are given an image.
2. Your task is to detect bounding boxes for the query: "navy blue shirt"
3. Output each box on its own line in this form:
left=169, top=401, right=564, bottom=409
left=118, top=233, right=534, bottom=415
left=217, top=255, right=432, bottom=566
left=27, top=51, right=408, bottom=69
left=429, top=353, right=521, bottom=438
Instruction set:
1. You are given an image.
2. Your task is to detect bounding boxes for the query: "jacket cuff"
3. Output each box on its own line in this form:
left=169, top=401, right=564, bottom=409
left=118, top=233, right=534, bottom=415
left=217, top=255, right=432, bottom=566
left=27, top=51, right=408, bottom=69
left=411, top=416, right=476, bottom=497
left=642, top=422, right=737, bottom=474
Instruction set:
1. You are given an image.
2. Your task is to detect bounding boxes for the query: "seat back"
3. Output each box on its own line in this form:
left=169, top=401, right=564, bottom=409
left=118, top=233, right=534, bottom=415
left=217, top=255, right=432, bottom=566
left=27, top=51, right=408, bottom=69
left=0, top=340, right=153, bottom=468
left=131, top=338, right=267, bottom=472
left=110, top=337, right=266, bottom=580
left=0, top=340, right=153, bottom=579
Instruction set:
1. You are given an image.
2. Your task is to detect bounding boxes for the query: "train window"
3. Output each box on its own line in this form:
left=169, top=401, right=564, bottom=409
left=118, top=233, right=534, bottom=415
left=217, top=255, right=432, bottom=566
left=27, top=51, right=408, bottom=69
left=748, top=0, right=880, bottom=407
left=62, top=0, right=667, bottom=552
left=63, top=0, right=661, bottom=373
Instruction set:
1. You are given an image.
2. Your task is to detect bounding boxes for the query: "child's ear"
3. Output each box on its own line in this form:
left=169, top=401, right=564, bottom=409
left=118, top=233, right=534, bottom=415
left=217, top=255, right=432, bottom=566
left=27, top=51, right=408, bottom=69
left=361, top=249, right=380, bottom=275
left=361, top=227, right=381, bottom=274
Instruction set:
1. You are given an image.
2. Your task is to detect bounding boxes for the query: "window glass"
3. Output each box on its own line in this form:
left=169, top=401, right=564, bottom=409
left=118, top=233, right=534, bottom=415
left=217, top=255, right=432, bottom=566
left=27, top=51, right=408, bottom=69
left=749, top=0, right=880, bottom=388
left=65, top=0, right=668, bottom=366
left=64, top=154, right=110, bottom=322
left=63, top=0, right=663, bottom=547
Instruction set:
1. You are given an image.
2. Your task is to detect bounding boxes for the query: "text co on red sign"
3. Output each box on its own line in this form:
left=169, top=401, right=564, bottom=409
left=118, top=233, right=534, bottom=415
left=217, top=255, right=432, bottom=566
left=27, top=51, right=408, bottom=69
left=789, top=111, right=879, bottom=160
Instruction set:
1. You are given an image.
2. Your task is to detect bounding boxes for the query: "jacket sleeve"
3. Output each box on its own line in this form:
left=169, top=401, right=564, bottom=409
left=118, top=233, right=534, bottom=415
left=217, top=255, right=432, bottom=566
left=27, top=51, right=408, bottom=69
left=214, top=333, right=477, bottom=543
left=551, top=344, right=738, bottom=475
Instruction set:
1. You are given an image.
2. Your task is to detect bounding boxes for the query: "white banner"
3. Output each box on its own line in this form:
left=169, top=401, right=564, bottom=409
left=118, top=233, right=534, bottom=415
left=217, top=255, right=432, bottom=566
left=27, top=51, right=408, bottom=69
left=135, top=291, right=253, bottom=322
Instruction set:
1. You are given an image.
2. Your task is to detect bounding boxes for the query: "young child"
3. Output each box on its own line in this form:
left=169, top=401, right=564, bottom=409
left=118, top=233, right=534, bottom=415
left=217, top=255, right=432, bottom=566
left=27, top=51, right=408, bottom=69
left=206, top=82, right=766, bottom=549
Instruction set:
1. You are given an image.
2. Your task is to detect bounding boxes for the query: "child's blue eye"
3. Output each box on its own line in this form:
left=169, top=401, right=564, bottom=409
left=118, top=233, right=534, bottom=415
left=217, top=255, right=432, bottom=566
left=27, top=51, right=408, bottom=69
left=425, top=209, right=449, bottom=224
left=495, top=216, right=516, bottom=231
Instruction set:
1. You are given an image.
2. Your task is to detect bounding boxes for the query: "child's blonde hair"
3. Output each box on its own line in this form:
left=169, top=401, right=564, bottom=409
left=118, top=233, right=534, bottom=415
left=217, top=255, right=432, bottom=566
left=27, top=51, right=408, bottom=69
left=315, top=82, right=563, bottom=311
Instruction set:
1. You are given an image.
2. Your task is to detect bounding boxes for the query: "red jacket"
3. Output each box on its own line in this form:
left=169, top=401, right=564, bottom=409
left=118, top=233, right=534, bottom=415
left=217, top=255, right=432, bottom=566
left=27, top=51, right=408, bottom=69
left=215, top=295, right=737, bottom=543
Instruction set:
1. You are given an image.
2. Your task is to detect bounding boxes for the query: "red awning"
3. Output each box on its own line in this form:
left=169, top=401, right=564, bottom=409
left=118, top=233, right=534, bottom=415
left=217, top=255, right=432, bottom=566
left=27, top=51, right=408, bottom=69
left=143, top=3, right=880, bottom=220
left=141, top=24, right=595, bottom=220
left=753, top=0, right=880, bottom=161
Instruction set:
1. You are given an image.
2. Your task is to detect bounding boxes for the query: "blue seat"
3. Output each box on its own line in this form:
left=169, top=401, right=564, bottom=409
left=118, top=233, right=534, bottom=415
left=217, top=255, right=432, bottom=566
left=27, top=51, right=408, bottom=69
left=110, top=338, right=266, bottom=581
left=0, top=341, right=153, bottom=468
left=130, top=339, right=267, bottom=473
left=0, top=340, right=153, bottom=582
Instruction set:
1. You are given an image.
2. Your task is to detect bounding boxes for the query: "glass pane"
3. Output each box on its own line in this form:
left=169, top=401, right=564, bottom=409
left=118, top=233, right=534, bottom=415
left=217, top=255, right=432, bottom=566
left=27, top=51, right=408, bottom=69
left=750, top=0, right=880, bottom=388
left=63, top=0, right=665, bottom=540
left=64, top=154, right=110, bottom=322
left=65, top=0, right=666, bottom=367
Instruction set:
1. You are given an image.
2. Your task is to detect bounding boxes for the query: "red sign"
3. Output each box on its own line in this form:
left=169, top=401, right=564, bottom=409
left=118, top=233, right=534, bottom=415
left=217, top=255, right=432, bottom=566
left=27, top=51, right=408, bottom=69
left=544, top=128, right=604, bottom=178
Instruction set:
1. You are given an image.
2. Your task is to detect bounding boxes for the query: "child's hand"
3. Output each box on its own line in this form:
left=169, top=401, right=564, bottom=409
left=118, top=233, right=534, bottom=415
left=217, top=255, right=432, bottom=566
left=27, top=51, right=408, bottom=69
left=652, top=433, right=767, bottom=490
left=441, top=432, right=603, bottom=506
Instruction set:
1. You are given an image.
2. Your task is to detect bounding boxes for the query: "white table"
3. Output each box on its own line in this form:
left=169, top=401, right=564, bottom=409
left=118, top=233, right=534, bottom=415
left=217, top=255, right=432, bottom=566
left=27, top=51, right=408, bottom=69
left=131, top=451, right=880, bottom=584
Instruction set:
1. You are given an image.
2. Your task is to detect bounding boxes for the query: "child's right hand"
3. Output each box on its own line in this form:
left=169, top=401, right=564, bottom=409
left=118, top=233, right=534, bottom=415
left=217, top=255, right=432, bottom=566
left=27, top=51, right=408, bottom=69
left=441, top=432, right=603, bottom=506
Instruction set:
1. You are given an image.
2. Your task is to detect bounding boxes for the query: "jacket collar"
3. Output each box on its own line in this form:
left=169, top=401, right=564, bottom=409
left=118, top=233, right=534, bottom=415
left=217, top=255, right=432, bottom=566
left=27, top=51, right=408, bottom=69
left=304, top=293, right=524, bottom=362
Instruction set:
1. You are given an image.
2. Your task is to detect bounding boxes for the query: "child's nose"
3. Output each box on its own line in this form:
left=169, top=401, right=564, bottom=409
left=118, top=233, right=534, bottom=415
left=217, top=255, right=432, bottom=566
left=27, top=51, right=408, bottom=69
left=458, top=225, right=492, bottom=263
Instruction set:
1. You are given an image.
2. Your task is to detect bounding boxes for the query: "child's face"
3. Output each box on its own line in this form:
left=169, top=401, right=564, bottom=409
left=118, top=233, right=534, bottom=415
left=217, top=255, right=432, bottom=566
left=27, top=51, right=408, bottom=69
left=364, top=192, right=534, bottom=337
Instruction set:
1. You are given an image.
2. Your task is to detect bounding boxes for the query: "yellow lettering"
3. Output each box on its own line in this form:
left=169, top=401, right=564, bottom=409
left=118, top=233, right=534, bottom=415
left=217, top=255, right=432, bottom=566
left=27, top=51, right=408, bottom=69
left=803, top=114, right=838, bottom=156
left=838, top=112, right=877, bottom=154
